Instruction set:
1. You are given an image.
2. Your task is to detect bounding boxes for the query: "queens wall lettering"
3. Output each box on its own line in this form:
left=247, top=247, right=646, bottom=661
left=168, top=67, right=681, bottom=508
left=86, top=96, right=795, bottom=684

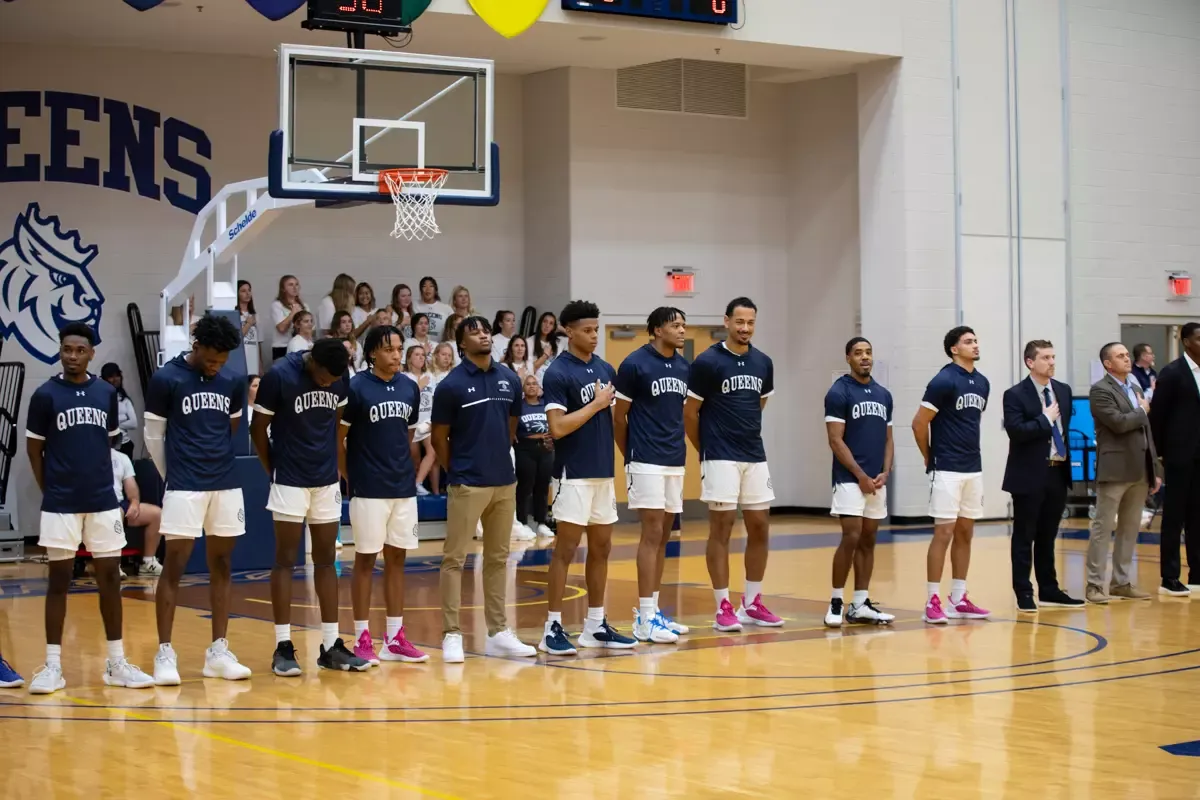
left=0, top=91, right=213, bottom=214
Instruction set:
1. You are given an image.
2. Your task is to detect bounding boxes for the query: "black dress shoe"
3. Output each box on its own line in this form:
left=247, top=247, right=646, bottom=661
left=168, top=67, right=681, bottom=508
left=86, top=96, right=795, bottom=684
left=1038, top=589, right=1085, bottom=608
left=1159, top=579, right=1191, bottom=597
left=1016, top=594, right=1038, bottom=613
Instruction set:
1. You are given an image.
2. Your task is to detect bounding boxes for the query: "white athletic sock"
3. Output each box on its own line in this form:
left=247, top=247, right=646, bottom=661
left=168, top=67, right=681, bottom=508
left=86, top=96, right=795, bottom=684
left=547, top=611, right=563, bottom=625
left=927, top=582, right=940, bottom=601
left=652, top=590, right=660, bottom=610
left=744, top=581, right=763, bottom=605
left=321, top=623, right=338, bottom=650
left=950, top=580, right=967, bottom=604
left=46, top=644, right=62, bottom=668
left=586, top=607, right=604, bottom=624
left=274, top=624, right=291, bottom=644
left=353, top=620, right=368, bottom=637
left=386, top=617, right=403, bottom=639
left=639, top=597, right=656, bottom=623
left=831, top=588, right=845, bottom=601
left=852, top=590, right=868, bottom=607
left=714, top=588, right=730, bottom=609
left=106, top=639, right=124, bottom=662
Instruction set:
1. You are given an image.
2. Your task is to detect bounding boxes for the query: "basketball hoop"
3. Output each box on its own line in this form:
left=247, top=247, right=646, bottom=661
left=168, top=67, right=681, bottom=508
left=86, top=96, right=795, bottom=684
left=379, top=168, right=449, bottom=241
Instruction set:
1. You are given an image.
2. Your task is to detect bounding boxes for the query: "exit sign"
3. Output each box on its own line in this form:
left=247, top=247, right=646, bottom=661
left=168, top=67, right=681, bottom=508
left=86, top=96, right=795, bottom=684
left=665, top=267, right=695, bottom=297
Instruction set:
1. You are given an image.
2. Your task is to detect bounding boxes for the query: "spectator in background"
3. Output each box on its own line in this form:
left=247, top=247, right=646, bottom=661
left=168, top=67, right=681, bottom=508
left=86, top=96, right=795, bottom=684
left=451, top=285, right=476, bottom=318
left=1131, top=343, right=1157, bottom=400
left=430, top=341, right=456, bottom=382
left=287, top=310, right=315, bottom=354
left=101, top=363, right=137, bottom=458
left=270, top=275, right=307, bottom=361
left=329, top=311, right=361, bottom=369
left=443, top=314, right=466, bottom=365
left=237, top=280, right=261, bottom=375
left=389, top=283, right=414, bottom=339
left=403, top=313, right=433, bottom=363
left=316, top=274, right=356, bottom=338
left=351, top=282, right=377, bottom=338
left=491, top=310, right=516, bottom=361
left=112, top=443, right=163, bottom=577
left=514, top=373, right=554, bottom=538
left=246, top=374, right=260, bottom=426
left=404, top=344, right=439, bottom=496
left=414, top=276, right=453, bottom=341
left=502, top=336, right=533, bottom=382
left=528, top=311, right=562, bottom=381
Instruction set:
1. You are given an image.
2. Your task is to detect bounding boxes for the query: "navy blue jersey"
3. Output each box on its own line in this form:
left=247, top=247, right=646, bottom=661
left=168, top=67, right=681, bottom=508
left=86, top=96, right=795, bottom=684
left=614, top=343, right=688, bottom=469
left=26, top=375, right=120, bottom=513
left=921, top=363, right=990, bottom=473
left=516, top=398, right=549, bottom=440
left=342, top=370, right=420, bottom=499
left=687, top=342, right=775, bottom=463
left=430, top=359, right=520, bottom=487
left=254, top=352, right=348, bottom=487
left=144, top=354, right=245, bottom=492
left=824, top=375, right=893, bottom=485
left=542, top=350, right=618, bottom=480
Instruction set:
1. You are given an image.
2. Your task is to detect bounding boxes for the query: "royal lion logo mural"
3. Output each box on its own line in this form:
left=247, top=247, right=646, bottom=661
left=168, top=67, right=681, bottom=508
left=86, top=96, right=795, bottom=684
left=0, top=203, right=104, bottom=365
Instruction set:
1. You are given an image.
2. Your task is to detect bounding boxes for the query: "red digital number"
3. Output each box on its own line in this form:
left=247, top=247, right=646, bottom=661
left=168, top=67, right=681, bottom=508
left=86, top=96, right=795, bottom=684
left=338, top=0, right=383, bottom=12
left=339, top=0, right=355, bottom=10
left=712, top=0, right=727, bottom=13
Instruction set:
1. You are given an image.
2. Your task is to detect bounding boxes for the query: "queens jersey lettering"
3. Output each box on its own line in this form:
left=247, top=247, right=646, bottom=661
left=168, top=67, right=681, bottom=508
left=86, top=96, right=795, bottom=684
left=255, top=352, right=348, bottom=487
left=688, top=342, right=775, bottom=463
left=824, top=374, right=893, bottom=485
left=145, top=354, right=246, bottom=492
left=26, top=375, right=120, bottom=513
left=543, top=350, right=618, bottom=479
left=921, top=363, right=991, bottom=473
left=614, top=343, right=689, bottom=469
left=343, top=371, right=420, bottom=499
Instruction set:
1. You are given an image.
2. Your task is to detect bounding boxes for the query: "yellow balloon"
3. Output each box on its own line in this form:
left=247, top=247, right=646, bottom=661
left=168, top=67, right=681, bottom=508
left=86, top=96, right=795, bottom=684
left=467, top=0, right=550, bottom=38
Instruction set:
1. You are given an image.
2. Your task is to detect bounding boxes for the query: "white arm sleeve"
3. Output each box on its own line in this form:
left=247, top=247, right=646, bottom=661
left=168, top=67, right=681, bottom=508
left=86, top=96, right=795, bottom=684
left=144, top=416, right=167, bottom=479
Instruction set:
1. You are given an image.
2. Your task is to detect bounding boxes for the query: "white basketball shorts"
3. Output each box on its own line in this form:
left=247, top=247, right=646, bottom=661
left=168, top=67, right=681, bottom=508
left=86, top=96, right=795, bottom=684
left=39, top=508, right=126, bottom=555
left=700, top=460, right=774, bottom=511
left=928, top=471, right=985, bottom=521
left=830, top=483, right=888, bottom=520
left=552, top=478, right=619, bottom=527
left=349, top=496, right=419, bottom=553
left=267, top=483, right=343, bottom=525
left=161, top=489, right=246, bottom=538
left=626, top=464, right=684, bottom=513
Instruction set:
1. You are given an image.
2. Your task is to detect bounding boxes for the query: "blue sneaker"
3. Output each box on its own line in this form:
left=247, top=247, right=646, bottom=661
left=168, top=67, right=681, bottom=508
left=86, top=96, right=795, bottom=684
left=578, top=618, right=637, bottom=650
left=0, top=656, right=24, bottom=689
left=538, top=621, right=577, bottom=655
left=656, top=610, right=689, bottom=636
left=633, top=608, right=678, bottom=644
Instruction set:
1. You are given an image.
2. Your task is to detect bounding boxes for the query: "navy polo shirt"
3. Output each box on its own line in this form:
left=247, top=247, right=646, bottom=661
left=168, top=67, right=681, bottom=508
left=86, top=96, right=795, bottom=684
left=430, top=359, right=520, bottom=487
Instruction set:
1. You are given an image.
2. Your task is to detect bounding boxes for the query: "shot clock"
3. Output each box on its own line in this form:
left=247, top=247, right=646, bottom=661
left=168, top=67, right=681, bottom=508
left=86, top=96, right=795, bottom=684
left=561, top=0, right=737, bottom=26
left=303, top=0, right=431, bottom=35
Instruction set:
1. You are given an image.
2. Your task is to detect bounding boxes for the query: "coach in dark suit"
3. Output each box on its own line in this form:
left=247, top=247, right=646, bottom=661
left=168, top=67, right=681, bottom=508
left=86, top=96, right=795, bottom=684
left=1149, top=322, right=1200, bottom=596
left=1002, top=340, right=1082, bottom=612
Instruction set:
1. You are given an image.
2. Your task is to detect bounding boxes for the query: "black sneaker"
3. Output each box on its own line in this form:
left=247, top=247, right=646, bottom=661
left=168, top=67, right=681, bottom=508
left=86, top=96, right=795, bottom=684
left=1038, top=589, right=1084, bottom=608
left=317, top=638, right=371, bottom=672
left=577, top=618, right=636, bottom=649
left=1159, top=579, right=1191, bottom=597
left=272, top=641, right=302, bottom=677
left=846, top=599, right=896, bottom=624
left=538, top=621, right=577, bottom=655
left=1016, top=594, right=1038, bottom=614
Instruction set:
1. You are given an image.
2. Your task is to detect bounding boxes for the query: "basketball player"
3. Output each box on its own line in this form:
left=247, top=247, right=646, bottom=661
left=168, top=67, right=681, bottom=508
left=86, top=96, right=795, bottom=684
left=614, top=306, right=690, bottom=644
left=913, top=326, right=992, bottom=624
left=823, top=337, right=896, bottom=627
left=684, top=297, right=782, bottom=632
left=540, top=300, right=636, bottom=655
left=250, top=339, right=369, bottom=674
left=338, top=324, right=428, bottom=665
left=26, top=323, right=154, bottom=694
left=143, top=314, right=252, bottom=684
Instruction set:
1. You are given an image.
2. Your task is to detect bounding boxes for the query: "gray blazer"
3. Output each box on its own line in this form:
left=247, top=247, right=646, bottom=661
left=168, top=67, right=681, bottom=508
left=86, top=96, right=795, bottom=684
left=1088, top=373, right=1162, bottom=485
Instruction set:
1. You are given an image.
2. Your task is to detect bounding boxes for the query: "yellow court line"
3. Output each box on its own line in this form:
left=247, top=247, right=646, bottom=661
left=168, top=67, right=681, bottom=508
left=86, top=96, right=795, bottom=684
left=63, top=694, right=463, bottom=799
left=243, top=582, right=588, bottom=613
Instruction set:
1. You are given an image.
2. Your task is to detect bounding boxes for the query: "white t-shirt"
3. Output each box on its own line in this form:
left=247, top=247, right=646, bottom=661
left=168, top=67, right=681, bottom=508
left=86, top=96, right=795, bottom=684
left=287, top=335, right=313, bottom=354
left=412, top=301, right=454, bottom=341
left=406, top=371, right=436, bottom=425
left=111, top=449, right=135, bottom=503
left=491, top=333, right=511, bottom=362
left=402, top=336, right=434, bottom=364
left=316, top=296, right=338, bottom=337
left=240, top=310, right=260, bottom=374
left=270, top=299, right=307, bottom=350
left=352, top=307, right=372, bottom=328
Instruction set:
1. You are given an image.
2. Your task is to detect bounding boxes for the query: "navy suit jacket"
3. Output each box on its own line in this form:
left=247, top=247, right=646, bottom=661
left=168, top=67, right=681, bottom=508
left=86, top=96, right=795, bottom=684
left=1002, top=376, right=1073, bottom=495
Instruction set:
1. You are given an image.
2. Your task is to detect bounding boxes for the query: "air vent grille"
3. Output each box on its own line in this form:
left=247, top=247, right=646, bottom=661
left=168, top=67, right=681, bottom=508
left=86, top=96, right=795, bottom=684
left=616, top=59, right=747, bottom=118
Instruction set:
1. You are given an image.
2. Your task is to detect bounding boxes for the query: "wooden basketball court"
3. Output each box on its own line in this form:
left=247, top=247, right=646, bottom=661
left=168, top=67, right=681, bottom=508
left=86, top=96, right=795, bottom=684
left=2, top=516, right=1198, bottom=798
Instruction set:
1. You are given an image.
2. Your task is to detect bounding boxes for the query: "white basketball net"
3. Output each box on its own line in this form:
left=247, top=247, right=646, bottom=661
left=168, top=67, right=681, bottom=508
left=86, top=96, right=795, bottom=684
left=382, top=169, right=448, bottom=241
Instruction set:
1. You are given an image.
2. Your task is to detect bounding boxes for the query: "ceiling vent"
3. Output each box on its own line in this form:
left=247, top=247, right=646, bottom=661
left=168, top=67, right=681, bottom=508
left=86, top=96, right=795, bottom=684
left=616, top=59, right=747, bottom=118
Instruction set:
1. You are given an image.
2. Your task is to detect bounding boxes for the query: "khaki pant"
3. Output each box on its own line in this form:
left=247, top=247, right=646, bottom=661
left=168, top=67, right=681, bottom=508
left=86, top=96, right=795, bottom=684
left=1086, top=480, right=1147, bottom=589
left=440, top=483, right=516, bottom=637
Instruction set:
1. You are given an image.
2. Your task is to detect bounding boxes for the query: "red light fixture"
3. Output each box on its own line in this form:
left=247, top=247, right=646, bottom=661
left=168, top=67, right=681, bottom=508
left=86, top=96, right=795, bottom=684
left=1169, top=272, right=1192, bottom=299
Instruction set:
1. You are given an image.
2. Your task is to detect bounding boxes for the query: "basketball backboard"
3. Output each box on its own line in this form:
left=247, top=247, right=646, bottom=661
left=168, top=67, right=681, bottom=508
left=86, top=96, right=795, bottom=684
left=268, top=44, right=498, bottom=206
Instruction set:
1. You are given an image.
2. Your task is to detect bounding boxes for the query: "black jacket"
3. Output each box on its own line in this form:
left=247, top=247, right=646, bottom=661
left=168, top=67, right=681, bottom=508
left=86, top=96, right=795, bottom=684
left=1002, top=376, right=1073, bottom=495
left=1149, top=355, right=1200, bottom=466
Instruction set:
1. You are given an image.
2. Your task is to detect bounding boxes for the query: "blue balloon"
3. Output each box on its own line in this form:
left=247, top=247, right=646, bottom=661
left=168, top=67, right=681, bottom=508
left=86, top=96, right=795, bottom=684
left=121, top=0, right=167, bottom=9
left=244, top=0, right=305, bottom=21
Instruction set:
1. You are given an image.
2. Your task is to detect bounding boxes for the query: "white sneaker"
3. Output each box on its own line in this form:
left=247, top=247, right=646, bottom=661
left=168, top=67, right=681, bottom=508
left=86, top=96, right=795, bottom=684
left=824, top=599, right=844, bottom=628
left=657, top=609, right=688, bottom=635
left=416, top=484, right=430, bottom=496
left=104, top=658, right=155, bottom=689
left=141, top=559, right=163, bottom=576
left=28, top=664, right=66, bottom=695
left=536, top=524, right=554, bottom=538
left=153, top=644, right=181, bottom=686
left=633, top=609, right=678, bottom=643
left=485, top=629, right=537, bottom=658
left=203, top=639, right=252, bottom=680
left=847, top=599, right=896, bottom=624
left=442, top=633, right=465, bottom=663
left=512, top=523, right=536, bottom=541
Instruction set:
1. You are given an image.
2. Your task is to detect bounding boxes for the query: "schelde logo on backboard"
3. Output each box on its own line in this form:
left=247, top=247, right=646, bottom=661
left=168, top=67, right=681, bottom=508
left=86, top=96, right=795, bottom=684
left=228, top=209, right=257, bottom=241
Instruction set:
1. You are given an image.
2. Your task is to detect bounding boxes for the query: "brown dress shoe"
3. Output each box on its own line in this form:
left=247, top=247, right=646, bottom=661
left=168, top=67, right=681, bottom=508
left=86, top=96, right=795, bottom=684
left=1109, top=584, right=1151, bottom=600
left=1085, top=585, right=1110, bottom=604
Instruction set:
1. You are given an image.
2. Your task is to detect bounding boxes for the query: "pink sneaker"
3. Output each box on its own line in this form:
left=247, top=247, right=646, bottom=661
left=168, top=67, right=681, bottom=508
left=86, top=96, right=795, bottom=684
left=945, top=593, right=991, bottom=620
left=737, top=594, right=784, bottom=627
left=380, top=628, right=430, bottom=663
left=923, top=594, right=948, bottom=624
left=353, top=630, right=380, bottom=666
left=713, top=598, right=743, bottom=632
